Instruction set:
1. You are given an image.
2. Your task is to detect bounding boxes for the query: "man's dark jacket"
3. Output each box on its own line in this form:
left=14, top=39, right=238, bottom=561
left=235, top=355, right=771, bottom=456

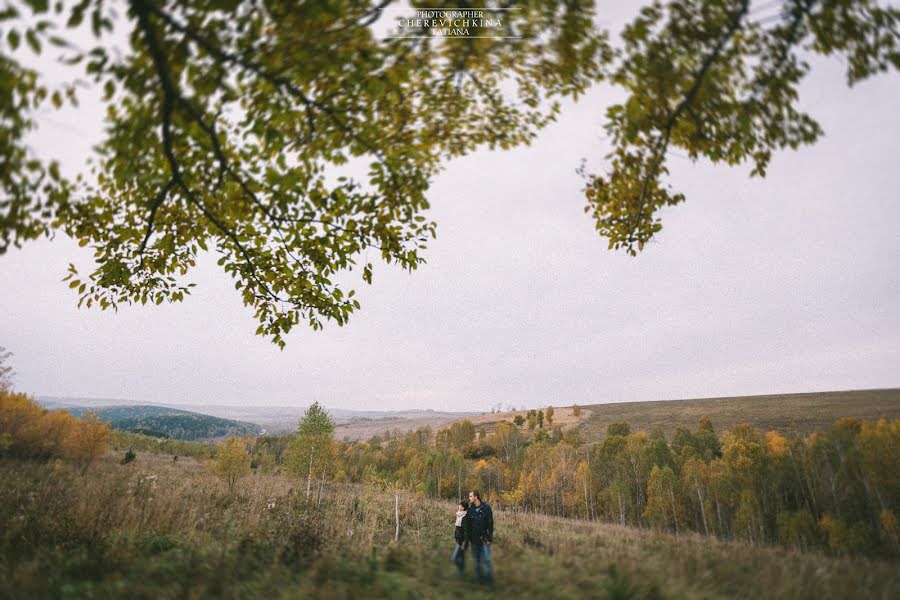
left=465, top=501, right=493, bottom=545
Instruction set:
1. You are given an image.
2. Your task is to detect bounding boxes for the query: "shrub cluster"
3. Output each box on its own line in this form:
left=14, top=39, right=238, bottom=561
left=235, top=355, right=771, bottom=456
left=0, top=392, right=110, bottom=473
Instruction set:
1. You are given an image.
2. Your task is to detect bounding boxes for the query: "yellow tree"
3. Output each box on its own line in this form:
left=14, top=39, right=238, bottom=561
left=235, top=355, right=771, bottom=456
left=575, top=460, right=594, bottom=520
left=681, top=458, right=711, bottom=536
left=545, top=444, right=579, bottom=516
left=517, top=443, right=553, bottom=512
left=471, top=459, right=493, bottom=497
left=39, top=410, right=79, bottom=459
left=448, top=420, right=476, bottom=450
left=63, top=413, right=111, bottom=474
left=857, top=419, right=900, bottom=552
left=858, top=419, right=899, bottom=514
left=494, top=421, right=522, bottom=462
left=719, top=425, right=770, bottom=542
left=644, top=465, right=681, bottom=534
left=545, top=406, right=555, bottom=427
left=0, top=391, right=44, bottom=456
left=211, top=436, right=251, bottom=493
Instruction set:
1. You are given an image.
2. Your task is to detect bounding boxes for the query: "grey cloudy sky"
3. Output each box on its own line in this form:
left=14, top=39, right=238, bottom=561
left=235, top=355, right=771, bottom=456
left=1, top=3, right=898, bottom=412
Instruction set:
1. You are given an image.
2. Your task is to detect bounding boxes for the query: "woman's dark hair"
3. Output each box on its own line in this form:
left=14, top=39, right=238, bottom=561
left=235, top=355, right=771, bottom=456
left=459, top=500, right=469, bottom=510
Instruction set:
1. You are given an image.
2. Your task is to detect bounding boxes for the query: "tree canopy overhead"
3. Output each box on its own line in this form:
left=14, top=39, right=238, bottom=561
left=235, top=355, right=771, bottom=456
left=1, top=0, right=897, bottom=345
left=584, top=0, right=900, bottom=254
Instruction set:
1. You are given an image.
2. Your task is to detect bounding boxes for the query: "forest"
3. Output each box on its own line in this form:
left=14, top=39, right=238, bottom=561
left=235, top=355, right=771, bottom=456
left=254, top=404, right=899, bottom=558
left=64, top=404, right=263, bottom=440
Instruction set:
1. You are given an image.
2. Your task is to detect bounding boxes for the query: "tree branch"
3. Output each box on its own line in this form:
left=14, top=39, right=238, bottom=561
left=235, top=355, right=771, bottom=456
left=138, top=176, right=175, bottom=264
left=131, top=0, right=288, bottom=306
left=145, top=3, right=406, bottom=200
left=323, top=0, right=394, bottom=35
left=631, top=0, right=751, bottom=232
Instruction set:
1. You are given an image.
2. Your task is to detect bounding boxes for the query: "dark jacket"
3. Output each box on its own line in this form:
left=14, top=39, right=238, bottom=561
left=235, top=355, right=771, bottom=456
left=454, top=509, right=470, bottom=545
left=454, top=519, right=468, bottom=545
left=465, top=501, right=493, bottom=545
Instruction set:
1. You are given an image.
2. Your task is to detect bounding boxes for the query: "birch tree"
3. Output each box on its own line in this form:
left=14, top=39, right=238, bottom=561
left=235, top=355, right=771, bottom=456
left=286, top=402, right=335, bottom=501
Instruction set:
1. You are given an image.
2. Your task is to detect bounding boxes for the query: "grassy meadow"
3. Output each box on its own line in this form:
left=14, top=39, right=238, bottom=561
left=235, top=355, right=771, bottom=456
left=1, top=450, right=897, bottom=600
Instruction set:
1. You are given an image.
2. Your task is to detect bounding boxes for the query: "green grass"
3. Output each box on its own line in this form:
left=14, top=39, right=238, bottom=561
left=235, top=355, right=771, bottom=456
left=576, top=389, right=900, bottom=441
left=2, top=452, right=897, bottom=599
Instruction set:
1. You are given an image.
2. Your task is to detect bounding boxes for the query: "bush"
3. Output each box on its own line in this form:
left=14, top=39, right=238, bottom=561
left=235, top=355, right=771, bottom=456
left=121, top=449, right=136, bottom=464
left=139, top=532, right=179, bottom=555
left=0, top=392, right=110, bottom=471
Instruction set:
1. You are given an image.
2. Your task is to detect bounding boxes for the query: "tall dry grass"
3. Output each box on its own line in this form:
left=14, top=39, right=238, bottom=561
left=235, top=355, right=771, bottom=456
left=1, top=451, right=897, bottom=599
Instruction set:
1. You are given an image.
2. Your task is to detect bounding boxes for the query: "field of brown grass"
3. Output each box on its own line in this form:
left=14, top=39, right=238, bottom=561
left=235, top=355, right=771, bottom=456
left=575, top=389, right=900, bottom=441
left=466, top=405, right=589, bottom=434
left=333, top=412, right=472, bottom=441
left=457, top=389, right=900, bottom=443
left=2, top=450, right=898, bottom=599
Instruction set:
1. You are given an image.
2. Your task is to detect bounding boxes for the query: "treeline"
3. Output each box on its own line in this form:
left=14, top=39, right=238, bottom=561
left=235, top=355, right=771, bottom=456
left=247, top=408, right=899, bottom=557
left=0, top=391, right=111, bottom=473
left=110, top=429, right=216, bottom=460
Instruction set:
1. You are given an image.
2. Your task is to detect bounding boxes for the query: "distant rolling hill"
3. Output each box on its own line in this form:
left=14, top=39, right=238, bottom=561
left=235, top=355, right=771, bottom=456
left=574, top=388, right=900, bottom=440
left=460, top=389, right=900, bottom=442
left=35, top=396, right=476, bottom=439
left=52, top=404, right=263, bottom=441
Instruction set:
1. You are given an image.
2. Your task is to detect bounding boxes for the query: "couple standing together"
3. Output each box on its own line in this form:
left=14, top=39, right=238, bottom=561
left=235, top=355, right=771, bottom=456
left=451, top=490, right=494, bottom=583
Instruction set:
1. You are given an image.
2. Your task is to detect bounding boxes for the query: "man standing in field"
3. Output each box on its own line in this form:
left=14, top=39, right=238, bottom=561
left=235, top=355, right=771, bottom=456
left=466, top=490, right=494, bottom=584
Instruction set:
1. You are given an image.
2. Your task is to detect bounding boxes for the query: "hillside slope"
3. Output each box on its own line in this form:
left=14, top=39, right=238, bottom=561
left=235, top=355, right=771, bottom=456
left=64, top=405, right=263, bottom=440
left=576, top=388, right=900, bottom=440
left=459, top=388, right=900, bottom=441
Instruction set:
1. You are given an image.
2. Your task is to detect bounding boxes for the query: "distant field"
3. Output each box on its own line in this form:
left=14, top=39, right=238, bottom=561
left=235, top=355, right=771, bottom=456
left=334, top=412, right=478, bottom=441
left=456, top=389, right=900, bottom=442
left=576, top=388, right=900, bottom=440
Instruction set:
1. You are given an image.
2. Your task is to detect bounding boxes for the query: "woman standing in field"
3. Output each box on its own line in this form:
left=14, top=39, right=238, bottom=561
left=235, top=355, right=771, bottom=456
left=450, top=500, right=469, bottom=576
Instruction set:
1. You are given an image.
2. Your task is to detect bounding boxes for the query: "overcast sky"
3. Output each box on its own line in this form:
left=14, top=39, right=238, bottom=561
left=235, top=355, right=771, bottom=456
left=1, top=3, right=898, bottom=412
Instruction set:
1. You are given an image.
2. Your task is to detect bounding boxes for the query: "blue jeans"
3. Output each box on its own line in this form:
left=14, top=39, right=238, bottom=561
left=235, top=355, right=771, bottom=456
left=450, top=543, right=465, bottom=576
left=472, top=543, right=493, bottom=583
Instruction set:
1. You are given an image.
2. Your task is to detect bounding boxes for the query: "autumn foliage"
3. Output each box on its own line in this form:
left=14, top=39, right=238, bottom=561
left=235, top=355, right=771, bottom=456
left=250, top=411, right=899, bottom=558
left=0, top=391, right=110, bottom=472
left=210, top=436, right=251, bottom=492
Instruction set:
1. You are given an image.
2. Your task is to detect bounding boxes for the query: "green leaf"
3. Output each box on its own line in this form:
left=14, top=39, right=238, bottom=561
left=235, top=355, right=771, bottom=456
left=25, top=29, right=41, bottom=53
